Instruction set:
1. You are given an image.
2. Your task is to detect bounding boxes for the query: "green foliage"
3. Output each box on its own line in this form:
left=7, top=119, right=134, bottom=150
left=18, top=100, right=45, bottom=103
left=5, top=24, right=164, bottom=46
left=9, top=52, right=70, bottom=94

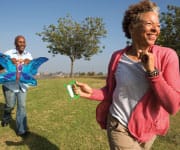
left=37, top=15, right=107, bottom=76
left=157, top=5, right=180, bottom=56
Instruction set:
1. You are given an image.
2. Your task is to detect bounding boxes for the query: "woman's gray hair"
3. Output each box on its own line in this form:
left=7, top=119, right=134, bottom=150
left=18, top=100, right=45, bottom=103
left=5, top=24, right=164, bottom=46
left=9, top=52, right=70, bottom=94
left=122, top=0, right=159, bottom=39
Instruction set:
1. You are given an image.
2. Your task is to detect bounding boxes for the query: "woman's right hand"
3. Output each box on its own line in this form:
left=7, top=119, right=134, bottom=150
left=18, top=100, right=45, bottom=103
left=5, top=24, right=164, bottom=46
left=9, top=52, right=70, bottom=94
left=73, top=81, right=93, bottom=98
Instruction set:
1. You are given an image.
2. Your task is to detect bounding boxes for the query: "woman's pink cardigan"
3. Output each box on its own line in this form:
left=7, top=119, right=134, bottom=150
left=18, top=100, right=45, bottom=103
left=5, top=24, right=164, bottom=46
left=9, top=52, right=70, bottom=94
left=89, top=45, right=180, bottom=142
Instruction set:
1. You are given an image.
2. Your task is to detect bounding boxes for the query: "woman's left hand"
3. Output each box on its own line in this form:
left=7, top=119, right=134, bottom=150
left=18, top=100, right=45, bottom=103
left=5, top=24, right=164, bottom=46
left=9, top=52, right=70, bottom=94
left=140, top=50, right=155, bottom=72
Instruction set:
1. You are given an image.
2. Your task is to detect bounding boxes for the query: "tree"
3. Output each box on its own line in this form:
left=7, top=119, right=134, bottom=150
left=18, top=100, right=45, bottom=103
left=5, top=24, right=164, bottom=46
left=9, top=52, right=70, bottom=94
left=156, top=5, right=180, bottom=56
left=37, top=15, right=107, bottom=77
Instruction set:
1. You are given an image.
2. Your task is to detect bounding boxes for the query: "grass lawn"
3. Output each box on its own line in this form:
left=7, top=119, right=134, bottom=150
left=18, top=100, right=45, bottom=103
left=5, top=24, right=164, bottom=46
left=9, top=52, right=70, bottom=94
left=0, top=77, right=179, bottom=150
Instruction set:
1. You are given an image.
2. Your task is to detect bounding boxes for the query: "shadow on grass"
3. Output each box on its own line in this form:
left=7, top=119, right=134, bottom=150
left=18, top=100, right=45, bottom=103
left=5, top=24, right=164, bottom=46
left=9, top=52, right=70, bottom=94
left=0, top=102, right=59, bottom=150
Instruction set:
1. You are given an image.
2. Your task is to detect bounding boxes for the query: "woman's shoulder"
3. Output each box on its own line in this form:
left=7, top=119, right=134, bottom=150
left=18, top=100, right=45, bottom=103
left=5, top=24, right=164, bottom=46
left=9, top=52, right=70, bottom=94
left=153, top=45, right=176, bottom=53
left=153, top=45, right=178, bottom=56
left=153, top=45, right=179, bottom=63
left=112, top=47, right=129, bottom=56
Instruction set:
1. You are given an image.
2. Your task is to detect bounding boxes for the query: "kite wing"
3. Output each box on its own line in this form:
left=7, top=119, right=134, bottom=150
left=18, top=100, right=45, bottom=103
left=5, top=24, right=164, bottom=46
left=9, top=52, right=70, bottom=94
left=22, top=57, right=48, bottom=75
left=20, top=57, right=48, bottom=86
left=0, top=53, right=16, bottom=84
left=20, top=72, right=37, bottom=86
left=0, top=53, right=16, bottom=72
left=0, top=72, right=16, bottom=84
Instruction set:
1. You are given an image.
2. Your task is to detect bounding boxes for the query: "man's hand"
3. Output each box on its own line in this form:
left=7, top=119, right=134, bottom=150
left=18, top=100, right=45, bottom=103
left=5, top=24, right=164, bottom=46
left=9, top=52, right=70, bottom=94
left=11, top=58, right=31, bottom=65
left=23, top=59, right=31, bottom=64
left=11, top=58, right=18, bottom=65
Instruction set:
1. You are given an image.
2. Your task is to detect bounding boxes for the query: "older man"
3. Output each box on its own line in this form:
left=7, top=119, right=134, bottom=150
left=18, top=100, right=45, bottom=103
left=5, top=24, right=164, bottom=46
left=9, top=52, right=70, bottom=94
left=1, top=35, right=32, bottom=137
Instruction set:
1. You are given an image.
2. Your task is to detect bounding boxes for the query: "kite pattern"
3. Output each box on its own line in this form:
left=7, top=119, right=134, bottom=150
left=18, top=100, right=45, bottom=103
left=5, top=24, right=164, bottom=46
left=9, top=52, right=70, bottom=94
left=0, top=53, right=48, bottom=86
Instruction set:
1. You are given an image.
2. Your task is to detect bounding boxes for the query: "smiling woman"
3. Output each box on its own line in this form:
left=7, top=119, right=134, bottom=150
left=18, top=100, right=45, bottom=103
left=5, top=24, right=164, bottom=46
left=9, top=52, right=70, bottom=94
left=125, top=12, right=160, bottom=66
left=72, top=0, right=180, bottom=149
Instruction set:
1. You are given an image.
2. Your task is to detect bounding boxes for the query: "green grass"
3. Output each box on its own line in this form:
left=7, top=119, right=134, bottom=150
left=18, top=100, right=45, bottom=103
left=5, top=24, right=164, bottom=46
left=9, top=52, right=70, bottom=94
left=0, top=77, right=179, bottom=150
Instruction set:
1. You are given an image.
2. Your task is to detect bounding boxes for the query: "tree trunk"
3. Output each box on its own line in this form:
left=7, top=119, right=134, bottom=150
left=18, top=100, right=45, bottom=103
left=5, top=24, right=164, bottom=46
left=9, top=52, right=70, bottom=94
left=70, top=58, right=74, bottom=77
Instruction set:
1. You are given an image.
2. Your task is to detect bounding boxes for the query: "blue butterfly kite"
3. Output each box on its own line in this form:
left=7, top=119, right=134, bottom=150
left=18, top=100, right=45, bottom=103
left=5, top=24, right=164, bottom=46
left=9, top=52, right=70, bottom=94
left=0, top=53, right=48, bottom=86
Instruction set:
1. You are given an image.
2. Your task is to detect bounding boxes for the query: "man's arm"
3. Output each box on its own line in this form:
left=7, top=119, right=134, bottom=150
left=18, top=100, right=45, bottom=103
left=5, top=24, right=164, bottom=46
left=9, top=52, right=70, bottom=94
left=0, top=64, right=4, bottom=73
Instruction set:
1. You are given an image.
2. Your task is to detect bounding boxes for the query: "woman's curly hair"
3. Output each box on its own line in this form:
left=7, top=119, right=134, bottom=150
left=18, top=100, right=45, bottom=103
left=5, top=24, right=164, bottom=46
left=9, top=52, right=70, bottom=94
left=122, top=0, right=159, bottom=39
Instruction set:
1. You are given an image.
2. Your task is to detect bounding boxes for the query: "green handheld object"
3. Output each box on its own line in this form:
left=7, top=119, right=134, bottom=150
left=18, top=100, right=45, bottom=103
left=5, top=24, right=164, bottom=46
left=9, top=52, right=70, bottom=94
left=65, top=80, right=79, bottom=100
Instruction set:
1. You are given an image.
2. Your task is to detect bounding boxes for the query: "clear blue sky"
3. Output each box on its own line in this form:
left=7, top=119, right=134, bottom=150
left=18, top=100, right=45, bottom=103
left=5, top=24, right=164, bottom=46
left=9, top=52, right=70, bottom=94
left=0, top=0, right=179, bottom=74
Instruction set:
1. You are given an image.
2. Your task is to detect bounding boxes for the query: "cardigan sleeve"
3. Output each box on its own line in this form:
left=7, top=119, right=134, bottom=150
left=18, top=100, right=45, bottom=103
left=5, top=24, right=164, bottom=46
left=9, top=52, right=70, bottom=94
left=89, top=87, right=108, bottom=101
left=148, top=49, right=180, bottom=114
left=89, top=49, right=123, bottom=101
